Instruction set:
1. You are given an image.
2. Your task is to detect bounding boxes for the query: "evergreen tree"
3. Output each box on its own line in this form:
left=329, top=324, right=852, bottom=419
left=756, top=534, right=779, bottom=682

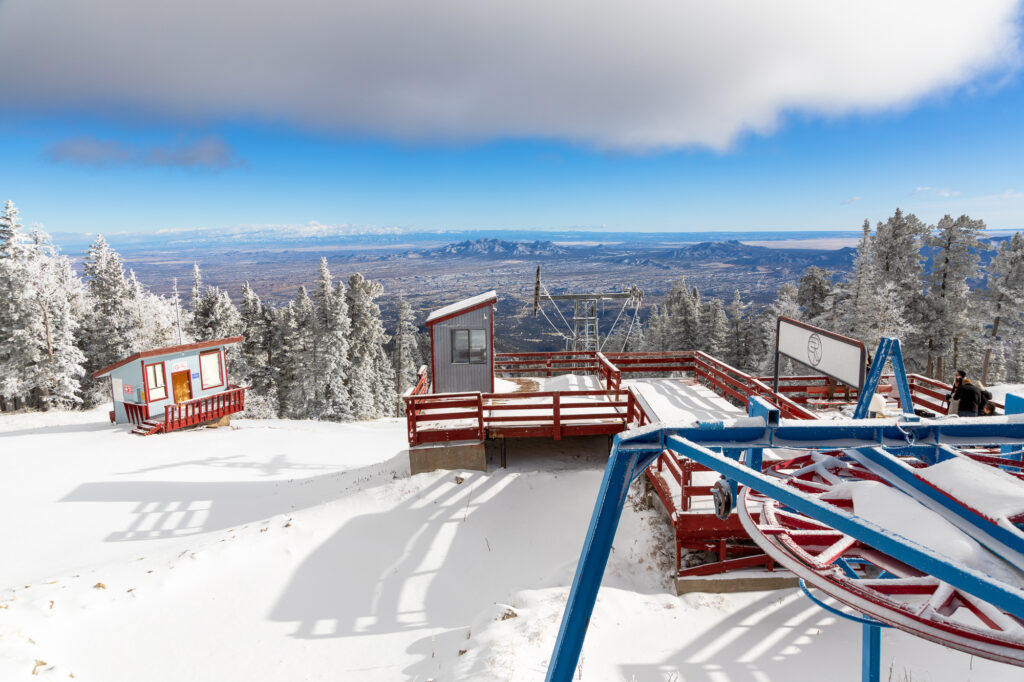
left=796, top=266, right=835, bottom=325
left=984, top=233, right=1024, bottom=383
left=840, top=219, right=878, bottom=340
left=313, top=259, right=352, bottom=420
left=921, top=214, right=987, bottom=379
left=33, top=230, right=87, bottom=409
left=870, top=209, right=928, bottom=369
left=724, top=290, right=753, bottom=370
left=393, top=295, right=420, bottom=397
left=346, top=273, right=395, bottom=419
left=758, top=284, right=801, bottom=373
left=277, top=287, right=318, bottom=418
left=79, top=235, right=137, bottom=405
left=700, top=298, right=729, bottom=358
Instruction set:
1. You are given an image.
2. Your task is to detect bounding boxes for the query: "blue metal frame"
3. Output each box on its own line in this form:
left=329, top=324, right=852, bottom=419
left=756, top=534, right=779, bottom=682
left=546, top=391, right=1024, bottom=681
left=853, top=337, right=915, bottom=419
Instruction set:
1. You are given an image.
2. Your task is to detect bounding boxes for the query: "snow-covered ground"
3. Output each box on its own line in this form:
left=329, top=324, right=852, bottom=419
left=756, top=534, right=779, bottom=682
left=1, top=407, right=1018, bottom=681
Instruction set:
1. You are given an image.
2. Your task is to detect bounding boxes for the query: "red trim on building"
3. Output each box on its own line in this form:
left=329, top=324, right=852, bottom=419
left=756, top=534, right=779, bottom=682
left=423, top=300, right=495, bottom=327
left=92, top=336, right=244, bottom=378
left=429, top=324, right=436, bottom=394
left=144, top=361, right=168, bottom=403
left=199, top=349, right=225, bottom=390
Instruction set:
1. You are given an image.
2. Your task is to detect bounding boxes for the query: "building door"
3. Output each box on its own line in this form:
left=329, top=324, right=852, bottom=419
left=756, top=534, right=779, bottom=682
left=171, top=371, right=193, bottom=403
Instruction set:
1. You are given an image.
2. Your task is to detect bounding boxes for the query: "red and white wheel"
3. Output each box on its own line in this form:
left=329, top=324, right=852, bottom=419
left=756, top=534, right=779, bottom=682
left=738, top=453, right=1024, bottom=667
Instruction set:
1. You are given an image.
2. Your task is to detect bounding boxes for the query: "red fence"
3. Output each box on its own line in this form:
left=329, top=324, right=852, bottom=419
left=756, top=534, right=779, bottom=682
left=164, top=385, right=247, bottom=432
left=124, top=402, right=149, bottom=425
left=404, top=389, right=631, bottom=445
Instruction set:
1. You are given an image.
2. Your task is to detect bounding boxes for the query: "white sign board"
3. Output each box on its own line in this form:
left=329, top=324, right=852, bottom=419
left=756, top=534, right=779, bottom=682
left=111, top=377, right=124, bottom=403
left=777, top=317, right=865, bottom=388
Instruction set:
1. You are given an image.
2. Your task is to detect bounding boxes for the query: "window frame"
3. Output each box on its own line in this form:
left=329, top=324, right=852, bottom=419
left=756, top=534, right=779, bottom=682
left=144, top=361, right=168, bottom=403
left=199, top=349, right=225, bottom=390
left=451, top=328, right=488, bottom=365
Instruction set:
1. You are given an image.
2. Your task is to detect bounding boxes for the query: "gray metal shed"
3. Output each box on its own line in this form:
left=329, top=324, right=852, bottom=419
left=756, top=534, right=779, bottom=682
left=425, top=291, right=496, bottom=394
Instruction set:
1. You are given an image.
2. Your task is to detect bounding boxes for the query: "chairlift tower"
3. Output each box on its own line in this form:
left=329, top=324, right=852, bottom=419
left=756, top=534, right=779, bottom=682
left=532, top=266, right=643, bottom=352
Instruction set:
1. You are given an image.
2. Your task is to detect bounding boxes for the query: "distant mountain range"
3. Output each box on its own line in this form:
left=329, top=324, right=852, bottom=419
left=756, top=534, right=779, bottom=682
left=400, top=237, right=857, bottom=272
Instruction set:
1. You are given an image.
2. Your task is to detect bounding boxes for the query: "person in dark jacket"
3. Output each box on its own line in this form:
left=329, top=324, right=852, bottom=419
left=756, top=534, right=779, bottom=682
left=946, top=370, right=985, bottom=417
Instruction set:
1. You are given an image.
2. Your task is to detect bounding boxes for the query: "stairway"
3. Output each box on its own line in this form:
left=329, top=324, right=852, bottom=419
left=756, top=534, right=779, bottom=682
left=130, top=419, right=166, bottom=436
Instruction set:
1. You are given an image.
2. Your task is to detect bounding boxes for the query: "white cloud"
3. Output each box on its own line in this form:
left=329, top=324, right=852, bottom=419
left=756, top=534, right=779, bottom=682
left=1, top=1, right=1020, bottom=151
left=841, top=196, right=863, bottom=205
left=914, top=186, right=962, bottom=198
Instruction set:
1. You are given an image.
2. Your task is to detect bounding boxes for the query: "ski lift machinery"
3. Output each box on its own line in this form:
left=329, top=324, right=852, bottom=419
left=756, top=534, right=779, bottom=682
left=546, top=334, right=1024, bottom=682
left=532, top=265, right=643, bottom=352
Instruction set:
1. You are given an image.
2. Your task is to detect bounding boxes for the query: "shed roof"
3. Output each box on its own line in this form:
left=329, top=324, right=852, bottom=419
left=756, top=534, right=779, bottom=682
left=91, top=336, right=243, bottom=378
left=424, top=291, right=497, bottom=326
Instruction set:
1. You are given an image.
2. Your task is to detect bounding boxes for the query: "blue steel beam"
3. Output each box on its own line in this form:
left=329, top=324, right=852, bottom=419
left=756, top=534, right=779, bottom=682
left=853, top=338, right=915, bottom=419
left=656, top=412, right=1024, bottom=450
left=545, top=434, right=659, bottom=682
left=665, top=434, right=1024, bottom=618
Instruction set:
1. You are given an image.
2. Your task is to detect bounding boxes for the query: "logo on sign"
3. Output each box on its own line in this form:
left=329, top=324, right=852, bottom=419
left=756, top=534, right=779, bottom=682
left=124, top=385, right=133, bottom=393
left=807, top=333, right=823, bottom=367
left=172, top=361, right=188, bottom=371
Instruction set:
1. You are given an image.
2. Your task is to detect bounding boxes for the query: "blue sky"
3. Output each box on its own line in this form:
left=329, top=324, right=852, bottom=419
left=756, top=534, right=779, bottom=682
left=1, top=2, right=1023, bottom=235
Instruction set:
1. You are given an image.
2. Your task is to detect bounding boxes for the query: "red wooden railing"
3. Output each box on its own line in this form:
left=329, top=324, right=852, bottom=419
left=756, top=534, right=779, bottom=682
left=163, top=385, right=247, bottom=432
left=404, top=389, right=630, bottom=445
left=124, top=402, right=149, bottom=425
left=494, top=351, right=602, bottom=377
left=404, top=365, right=430, bottom=397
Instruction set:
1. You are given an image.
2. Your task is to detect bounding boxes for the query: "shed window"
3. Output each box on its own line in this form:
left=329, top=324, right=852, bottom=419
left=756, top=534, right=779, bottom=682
left=200, top=350, right=224, bottom=390
left=452, top=329, right=487, bottom=364
left=145, top=362, right=167, bottom=402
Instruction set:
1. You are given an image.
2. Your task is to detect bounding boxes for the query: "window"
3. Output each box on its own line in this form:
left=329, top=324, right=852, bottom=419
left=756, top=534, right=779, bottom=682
left=145, top=362, right=167, bottom=402
left=452, top=329, right=487, bottom=364
left=199, top=350, right=224, bottom=390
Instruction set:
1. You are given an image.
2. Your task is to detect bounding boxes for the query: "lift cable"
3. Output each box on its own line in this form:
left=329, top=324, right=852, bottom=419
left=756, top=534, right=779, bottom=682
left=619, top=299, right=643, bottom=352
left=540, top=281, right=576, bottom=337
left=536, top=297, right=573, bottom=341
left=599, top=296, right=632, bottom=352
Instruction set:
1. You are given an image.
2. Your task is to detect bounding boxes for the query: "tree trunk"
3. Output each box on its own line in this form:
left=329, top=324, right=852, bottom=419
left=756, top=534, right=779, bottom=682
left=983, top=293, right=1005, bottom=385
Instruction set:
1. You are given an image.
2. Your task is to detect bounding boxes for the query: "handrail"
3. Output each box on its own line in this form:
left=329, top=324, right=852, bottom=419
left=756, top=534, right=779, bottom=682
left=163, top=385, right=247, bottom=432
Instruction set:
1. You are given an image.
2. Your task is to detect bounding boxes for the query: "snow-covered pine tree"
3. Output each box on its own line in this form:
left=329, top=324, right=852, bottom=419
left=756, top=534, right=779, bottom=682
left=871, top=209, right=928, bottom=369
left=724, top=290, right=753, bottom=370
left=985, top=233, right=1024, bottom=384
left=277, top=289, right=318, bottom=418
left=758, top=284, right=801, bottom=374
left=0, top=200, right=43, bottom=409
left=796, top=266, right=836, bottom=327
left=79, top=235, right=138, bottom=405
left=655, top=277, right=701, bottom=351
left=313, top=259, right=352, bottom=420
left=238, top=281, right=278, bottom=415
left=840, top=219, right=878, bottom=341
left=32, top=229, right=87, bottom=409
left=393, top=295, right=420, bottom=398
left=699, top=297, right=729, bottom=358
left=346, top=273, right=395, bottom=419
left=921, top=214, right=987, bottom=379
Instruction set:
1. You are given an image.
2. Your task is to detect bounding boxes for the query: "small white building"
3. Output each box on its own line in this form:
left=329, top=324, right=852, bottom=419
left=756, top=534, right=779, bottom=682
left=425, top=291, right=496, bottom=394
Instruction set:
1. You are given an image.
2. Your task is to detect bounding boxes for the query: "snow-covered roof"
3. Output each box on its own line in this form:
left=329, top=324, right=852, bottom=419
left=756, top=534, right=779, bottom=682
left=425, top=290, right=497, bottom=325
left=91, top=336, right=244, bottom=378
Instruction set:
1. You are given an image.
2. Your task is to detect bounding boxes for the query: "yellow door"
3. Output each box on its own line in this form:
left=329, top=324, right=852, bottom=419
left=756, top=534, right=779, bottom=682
left=172, top=371, right=192, bottom=403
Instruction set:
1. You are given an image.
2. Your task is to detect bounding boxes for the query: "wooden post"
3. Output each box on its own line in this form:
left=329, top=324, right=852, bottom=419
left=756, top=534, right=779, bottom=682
left=553, top=393, right=561, bottom=441
left=477, top=393, right=485, bottom=441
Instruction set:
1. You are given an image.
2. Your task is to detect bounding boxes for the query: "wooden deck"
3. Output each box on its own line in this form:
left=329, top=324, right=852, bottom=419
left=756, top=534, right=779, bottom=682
left=128, top=385, right=247, bottom=435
